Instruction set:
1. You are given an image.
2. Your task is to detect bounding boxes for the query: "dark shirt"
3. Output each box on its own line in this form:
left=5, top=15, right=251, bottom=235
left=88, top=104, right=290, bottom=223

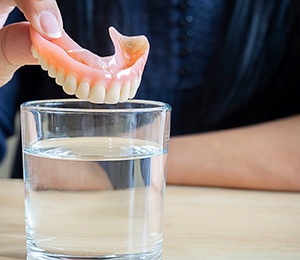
left=1, top=0, right=300, bottom=178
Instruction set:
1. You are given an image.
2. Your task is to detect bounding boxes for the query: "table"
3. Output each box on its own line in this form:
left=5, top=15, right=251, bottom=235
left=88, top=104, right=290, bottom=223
left=1, top=179, right=300, bottom=259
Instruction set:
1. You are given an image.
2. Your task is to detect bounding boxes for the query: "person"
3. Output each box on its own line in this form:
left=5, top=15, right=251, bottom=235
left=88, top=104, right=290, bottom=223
left=1, top=0, right=300, bottom=191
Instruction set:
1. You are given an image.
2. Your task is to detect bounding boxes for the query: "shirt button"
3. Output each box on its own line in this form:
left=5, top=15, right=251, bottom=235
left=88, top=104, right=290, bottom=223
left=186, top=15, right=193, bottom=23
left=186, top=29, right=194, bottom=37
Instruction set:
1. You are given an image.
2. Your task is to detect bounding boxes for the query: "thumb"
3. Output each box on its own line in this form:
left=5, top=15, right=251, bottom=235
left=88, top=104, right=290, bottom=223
left=14, top=0, right=63, bottom=38
left=0, top=22, right=37, bottom=87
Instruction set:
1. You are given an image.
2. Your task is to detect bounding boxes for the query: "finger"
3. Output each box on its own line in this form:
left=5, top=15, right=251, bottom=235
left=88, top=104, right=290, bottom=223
left=0, top=22, right=37, bottom=87
left=0, top=0, right=15, bottom=11
left=0, top=9, right=13, bottom=28
left=14, top=0, right=63, bottom=38
left=0, top=1, right=15, bottom=28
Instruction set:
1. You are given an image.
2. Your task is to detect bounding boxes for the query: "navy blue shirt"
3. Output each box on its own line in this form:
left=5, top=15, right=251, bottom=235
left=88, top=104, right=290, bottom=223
left=1, top=0, right=300, bottom=177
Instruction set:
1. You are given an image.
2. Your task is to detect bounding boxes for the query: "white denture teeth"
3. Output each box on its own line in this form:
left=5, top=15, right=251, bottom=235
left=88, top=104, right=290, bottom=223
left=63, top=74, right=77, bottom=95
left=55, top=70, right=65, bottom=86
left=129, top=77, right=141, bottom=98
left=38, top=57, right=48, bottom=71
left=32, top=48, right=144, bottom=104
left=48, top=64, right=57, bottom=78
left=119, top=81, right=130, bottom=102
left=105, top=82, right=121, bottom=104
left=31, top=46, right=39, bottom=59
left=88, top=83, right=106, bottom=103
left=76, top=81, right=90, bottom=100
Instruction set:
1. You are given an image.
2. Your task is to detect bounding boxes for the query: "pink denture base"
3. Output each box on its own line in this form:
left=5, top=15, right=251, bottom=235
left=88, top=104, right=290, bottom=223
left=29, top=25, right=150, bottom=88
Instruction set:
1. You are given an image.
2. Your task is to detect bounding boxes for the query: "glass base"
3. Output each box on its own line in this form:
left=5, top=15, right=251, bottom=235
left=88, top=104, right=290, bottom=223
left=27, top=250, right=162, bottom=260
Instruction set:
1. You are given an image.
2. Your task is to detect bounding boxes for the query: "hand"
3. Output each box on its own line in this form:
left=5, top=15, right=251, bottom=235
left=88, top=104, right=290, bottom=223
left=0, top=0, right=63, bottom=87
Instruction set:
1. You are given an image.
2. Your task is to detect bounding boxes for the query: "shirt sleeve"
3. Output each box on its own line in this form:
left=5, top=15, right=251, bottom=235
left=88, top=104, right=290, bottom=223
left=0, top=74, right=21, bottom=162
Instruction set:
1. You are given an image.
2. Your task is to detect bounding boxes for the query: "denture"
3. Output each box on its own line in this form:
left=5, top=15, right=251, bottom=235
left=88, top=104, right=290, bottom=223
left=29, top=26, right=150, bottom=104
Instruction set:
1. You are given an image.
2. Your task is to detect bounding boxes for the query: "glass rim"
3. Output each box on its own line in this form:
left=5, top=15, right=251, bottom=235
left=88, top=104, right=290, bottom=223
left=20, top=99, right=171, bottom=113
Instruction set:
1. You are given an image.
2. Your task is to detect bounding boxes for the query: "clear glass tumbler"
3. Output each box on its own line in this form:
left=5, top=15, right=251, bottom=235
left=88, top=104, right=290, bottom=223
left=20, top=99, right=171, bottom=260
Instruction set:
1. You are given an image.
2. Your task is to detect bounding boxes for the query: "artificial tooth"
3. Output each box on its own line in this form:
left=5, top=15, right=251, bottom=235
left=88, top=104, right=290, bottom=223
left=129, top=77, right=141, bottom=98
left=105, top=82, right=121, bottom=104
left=119, top=81, right=130, bottom=102
left=62, top=74, right=77, bottom=95
left=88, top=83, right=106, bottom=103
left=55, top=70, right=65, bottom=86
left=76, top=81, right=90, bottom=100
left=48, top=64, right=57, bottom=78
left=38, top=57, right=48, bottom=71
left=31, top=46, right=39, bottom=59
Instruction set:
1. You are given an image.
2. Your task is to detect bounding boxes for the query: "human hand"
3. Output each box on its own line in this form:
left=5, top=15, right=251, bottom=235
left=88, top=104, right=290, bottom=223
left=0, top=0, right=63, bottom=87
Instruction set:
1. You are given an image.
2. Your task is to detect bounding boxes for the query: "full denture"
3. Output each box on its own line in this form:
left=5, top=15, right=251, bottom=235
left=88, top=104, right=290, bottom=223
left=29, top=26, right=150, bottom=104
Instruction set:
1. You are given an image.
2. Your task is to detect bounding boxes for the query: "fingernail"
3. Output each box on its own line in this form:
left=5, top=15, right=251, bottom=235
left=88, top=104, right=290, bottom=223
left=39, top=11, right=62, bottom=38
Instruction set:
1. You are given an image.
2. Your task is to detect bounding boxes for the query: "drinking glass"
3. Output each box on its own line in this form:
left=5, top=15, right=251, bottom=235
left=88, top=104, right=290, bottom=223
left=20, top=99, right=171, bottom=260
